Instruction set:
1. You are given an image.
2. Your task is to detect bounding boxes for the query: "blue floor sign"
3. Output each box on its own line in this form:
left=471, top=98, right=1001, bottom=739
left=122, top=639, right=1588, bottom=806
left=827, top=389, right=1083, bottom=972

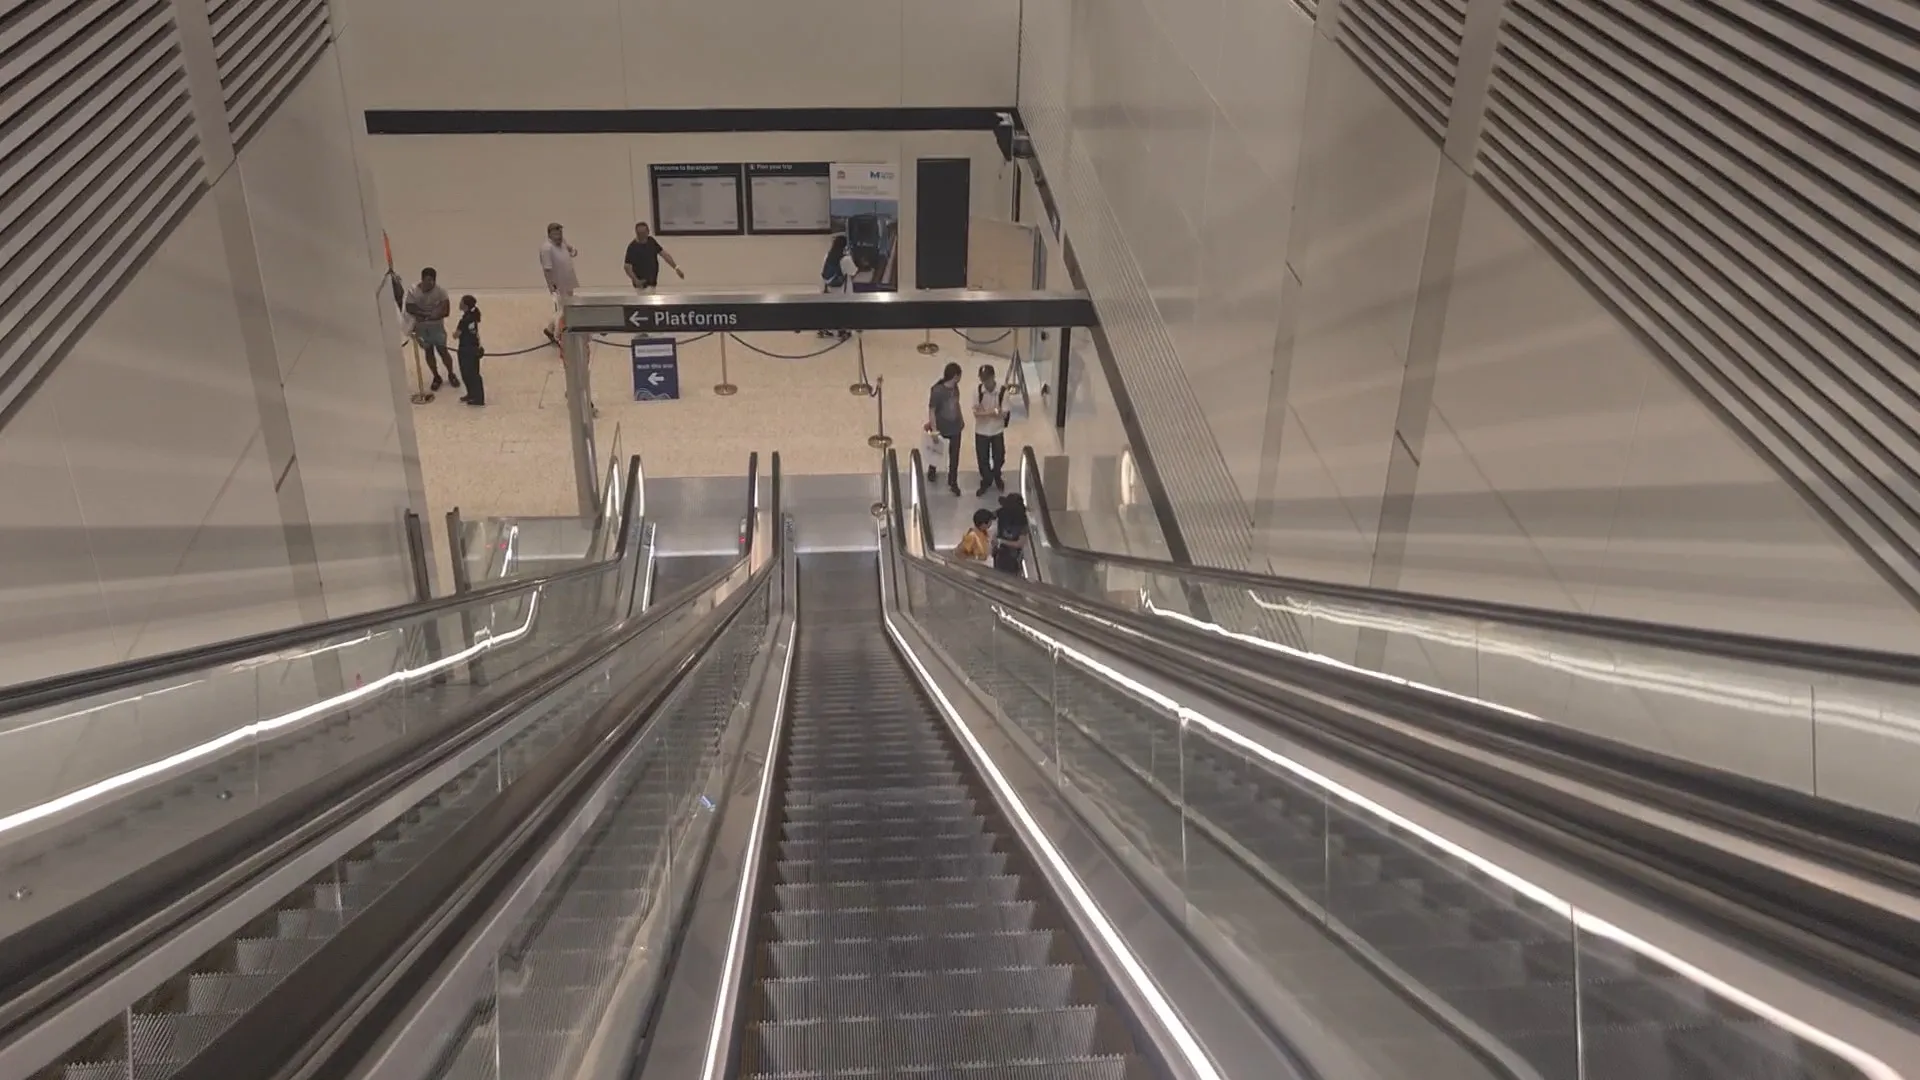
left=630, top=338, right=679, bottom=401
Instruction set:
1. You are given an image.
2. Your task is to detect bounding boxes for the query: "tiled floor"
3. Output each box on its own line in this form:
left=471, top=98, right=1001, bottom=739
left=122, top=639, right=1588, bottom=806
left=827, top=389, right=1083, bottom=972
left=410, top=290, right=1059, bottom=530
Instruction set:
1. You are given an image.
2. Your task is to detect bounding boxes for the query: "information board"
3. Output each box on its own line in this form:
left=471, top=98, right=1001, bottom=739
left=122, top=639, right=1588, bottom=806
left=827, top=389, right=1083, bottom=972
left=630, top=338, right=680, bottom=401
left=649, top=164, right=743, bottom=236
left=745, top=163, right=832, bottom=235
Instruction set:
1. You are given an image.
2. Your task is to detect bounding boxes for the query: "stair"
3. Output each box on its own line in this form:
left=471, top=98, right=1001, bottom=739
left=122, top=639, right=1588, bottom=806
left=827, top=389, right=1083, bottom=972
left=733, top=552, right=1155, bottom=1079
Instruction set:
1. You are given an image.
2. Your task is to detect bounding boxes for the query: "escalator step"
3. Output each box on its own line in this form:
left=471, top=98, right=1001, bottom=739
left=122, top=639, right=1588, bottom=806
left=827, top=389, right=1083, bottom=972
left=774, top=874, right=1022, bottom=910
left=745, top=1007, right=1110, bottom=1073
left=770, top=899, right=1039, bottom=940
left=759, top=966, right=1084, bottom=1021
left=766, top=930, right=1061, bottom=979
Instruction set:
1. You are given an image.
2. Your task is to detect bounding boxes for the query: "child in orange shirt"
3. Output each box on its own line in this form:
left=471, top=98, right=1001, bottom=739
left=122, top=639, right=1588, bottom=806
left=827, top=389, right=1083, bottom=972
left=955, top=509, right=994, bottom=562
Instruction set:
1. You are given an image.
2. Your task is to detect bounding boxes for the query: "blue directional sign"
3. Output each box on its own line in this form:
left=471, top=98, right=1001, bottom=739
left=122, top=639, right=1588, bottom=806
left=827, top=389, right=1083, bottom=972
left=630, top=338, right=680, bottom=402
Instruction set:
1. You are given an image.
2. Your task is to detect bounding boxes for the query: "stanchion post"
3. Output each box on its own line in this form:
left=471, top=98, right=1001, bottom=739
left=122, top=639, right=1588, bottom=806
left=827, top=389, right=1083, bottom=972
left=714, top=332, right=738, bottom=396
left=408, top=337, right=433, bottom=405
left=868, top=375, right=892, bottom=449
left=916, top=328, right=940, bottom=355
left=848, top=329, right=872, bottom=396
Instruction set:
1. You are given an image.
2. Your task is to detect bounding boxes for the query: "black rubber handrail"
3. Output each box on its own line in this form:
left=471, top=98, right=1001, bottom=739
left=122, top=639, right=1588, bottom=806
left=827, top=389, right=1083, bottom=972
left=891, top=455, right=1920, bottom=1022
left=0, top=455, right=759, bottom=1050
left=0, top=449, right=677, bottom=716
left=168, top=452, right=783, bottom=1080
left=1017, top=446, right=1920, bottom=685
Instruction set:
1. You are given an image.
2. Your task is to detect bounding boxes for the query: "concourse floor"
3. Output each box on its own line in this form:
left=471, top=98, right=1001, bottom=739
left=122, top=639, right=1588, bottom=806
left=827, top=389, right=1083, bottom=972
left=410, top=290, right=1059, bottom=547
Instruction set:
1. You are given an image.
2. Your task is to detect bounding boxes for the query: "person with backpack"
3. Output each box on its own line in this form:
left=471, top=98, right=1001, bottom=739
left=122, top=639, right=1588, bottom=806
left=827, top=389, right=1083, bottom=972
left=972, top=363, right=1011, bottom=496
left=992, top=493, right=1029, bottom=575
left=455, top=295, right=486, bottom=406
left=926, top=362, right=966, bottom=495
left=817, top=235, right=856, bottom=340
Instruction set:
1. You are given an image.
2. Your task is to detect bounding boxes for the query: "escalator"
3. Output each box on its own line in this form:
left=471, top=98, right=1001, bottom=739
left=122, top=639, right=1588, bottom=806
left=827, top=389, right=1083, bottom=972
left=733, top=552, right=1153, bottom=1077
left=649, top=555, right=736, bottom=609
left=1040, top=660, right=1849, bottom=1079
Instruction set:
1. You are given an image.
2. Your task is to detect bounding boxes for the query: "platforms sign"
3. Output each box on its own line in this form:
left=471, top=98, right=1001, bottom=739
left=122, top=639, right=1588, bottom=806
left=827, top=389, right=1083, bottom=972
left=630, top=338, right=679, bottom=402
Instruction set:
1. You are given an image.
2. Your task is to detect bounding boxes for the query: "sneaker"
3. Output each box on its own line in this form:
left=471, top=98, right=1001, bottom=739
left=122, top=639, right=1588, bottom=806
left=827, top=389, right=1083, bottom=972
left=994, top=476, right=1006, bottom=492
left=948, top=484, right=962, bottom=497
left=976, top=482, right=991, bottom=497
left=448, top=374, right=461, bottom=389
left=926, top=466, right=937, bottom=482
left=430, top=375, right=443, bottom=391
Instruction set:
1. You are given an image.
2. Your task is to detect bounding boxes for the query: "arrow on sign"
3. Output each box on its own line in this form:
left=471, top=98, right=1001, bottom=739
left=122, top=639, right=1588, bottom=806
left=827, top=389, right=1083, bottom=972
left=627, top=310, right=646, bottom=328
left=648, top=372, right=667, bottom=386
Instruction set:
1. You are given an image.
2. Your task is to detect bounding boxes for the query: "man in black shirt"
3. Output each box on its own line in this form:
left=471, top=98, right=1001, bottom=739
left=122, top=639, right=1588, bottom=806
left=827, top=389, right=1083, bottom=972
left=623, top=222, right=684, bottom=290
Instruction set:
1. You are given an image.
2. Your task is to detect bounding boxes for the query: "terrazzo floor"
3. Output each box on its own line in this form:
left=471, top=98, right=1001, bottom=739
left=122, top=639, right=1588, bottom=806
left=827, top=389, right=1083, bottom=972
left=410, top=290, right=1061, bottom=540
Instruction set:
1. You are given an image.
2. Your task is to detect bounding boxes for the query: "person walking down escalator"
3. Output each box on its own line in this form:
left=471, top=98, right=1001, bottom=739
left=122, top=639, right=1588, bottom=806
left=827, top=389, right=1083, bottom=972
left=455, top=295, right=486, bottom=407
left=992, top=493, right=1029, bottom=576
left=926, top=362, right=966, bottom=496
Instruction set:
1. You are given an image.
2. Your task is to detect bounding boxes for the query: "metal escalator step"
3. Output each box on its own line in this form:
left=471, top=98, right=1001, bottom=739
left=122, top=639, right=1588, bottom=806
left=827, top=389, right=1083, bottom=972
left=275, top=907, right=345, bottom=939
left=781, top=791, right=973, bottom=816
left=759, top=966, right=1084, bottom=1022
left=766, top=931, right=1061, bottom=979
left=186, top=972, right=279, bottom=1014
left=781, top=815, right=989, bottom=842
left=128, top=1011, right=234, bottom=1064
left=776, top=833, right=997, bottom=863
left=774, top=852, right=1010, bottom=884
left=62, top=1061, right=175, bottom=1080
left=770, top=900, right=1039, bottom=940
left=235, top=935, right=324, bottom=974
left=543, top=887, right=647, bottom=920
left=745, top=1058, right=1151, bottom=1079
left=773, top=875, right=1022, bottom=911
left=744, top=1007, right=1111, bottom=1073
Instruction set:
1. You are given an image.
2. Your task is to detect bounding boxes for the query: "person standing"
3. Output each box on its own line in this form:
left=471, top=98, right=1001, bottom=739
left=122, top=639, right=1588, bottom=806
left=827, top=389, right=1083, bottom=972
left=624, top=222, right=683, bottom=291
left=539, top=222, right=579, bottom=346
left=992, top=493, right=1029, bottom=576
left=926, top=362, right=965, bottom=496
left=955, top=509, right=994, bottom=562
left=403, top=267, right=457, bottom=392
left=817, top=235, right=856, bottom=340
left=455, top=295, right=486, bottom=406
left=972, top=363, right=1010, bottom=496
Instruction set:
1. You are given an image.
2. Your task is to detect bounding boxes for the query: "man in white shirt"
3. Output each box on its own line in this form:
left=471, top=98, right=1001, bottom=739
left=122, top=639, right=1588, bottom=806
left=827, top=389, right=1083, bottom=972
left=972, top=363, right=1011, bottom=496
left=539, top=222, right=579, bottom=346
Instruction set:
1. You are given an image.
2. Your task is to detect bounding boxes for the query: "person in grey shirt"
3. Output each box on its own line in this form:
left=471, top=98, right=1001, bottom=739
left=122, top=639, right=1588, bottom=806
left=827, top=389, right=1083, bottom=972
left=403, top=267, right=457, bottom=391
left=925, top=362, right=965, bottom=495
left=540, top=222, right=579, bottom=346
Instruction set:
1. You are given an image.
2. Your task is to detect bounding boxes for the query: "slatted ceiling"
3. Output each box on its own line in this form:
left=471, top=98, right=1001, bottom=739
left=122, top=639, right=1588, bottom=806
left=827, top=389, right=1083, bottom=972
left=0, top=0, right=205, bottom=422
left=1337, top=0, right=1467, bottom=137
left=206, top=0, right=330, bottom=144
left=1479, top=0, right=1920, bottom=595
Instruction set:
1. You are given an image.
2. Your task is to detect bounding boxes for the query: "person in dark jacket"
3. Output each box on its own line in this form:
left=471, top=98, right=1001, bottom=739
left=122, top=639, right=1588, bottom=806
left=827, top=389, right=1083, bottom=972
left=455, top=295, right=485, bottom=406
left=926, top=362, right=965, bottom=495
left=992, top=493, right=1029, bottom=575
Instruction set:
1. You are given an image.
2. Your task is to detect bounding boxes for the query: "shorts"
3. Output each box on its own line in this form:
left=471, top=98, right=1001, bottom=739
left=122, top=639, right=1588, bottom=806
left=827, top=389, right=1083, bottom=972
left=414, top=323, right=448, bottom=348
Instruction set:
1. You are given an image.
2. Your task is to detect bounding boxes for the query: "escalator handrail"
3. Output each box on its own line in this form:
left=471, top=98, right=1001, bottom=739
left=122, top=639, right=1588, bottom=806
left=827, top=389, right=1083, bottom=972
left=902, top=448, right=1920, bottom=887
left=166, top=454, right=785, bottom=1080
left=885, top=459, right=1920, bottom=1029
left=0, top=456, right=762, bottom=1053
left=0, top=450, right=674, bottom=717
left=1016, top=446, right=1920, bottom=683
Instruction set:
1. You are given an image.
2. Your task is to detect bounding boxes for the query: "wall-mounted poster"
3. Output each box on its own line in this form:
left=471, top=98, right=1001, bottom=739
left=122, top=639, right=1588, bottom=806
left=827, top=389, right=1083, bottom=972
left=649, top=163, right=744, bottom=236
left=746, top=163, right=832, bottom=234
left=829, top=162, right=899, bottom=293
